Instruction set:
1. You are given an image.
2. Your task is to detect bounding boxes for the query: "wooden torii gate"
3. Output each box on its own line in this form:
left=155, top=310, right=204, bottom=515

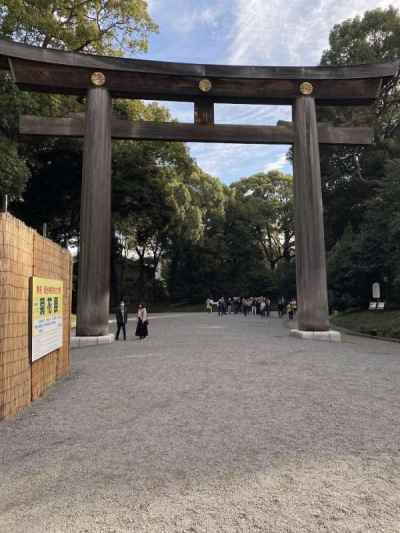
left=0, top=39, right=397, bottom=337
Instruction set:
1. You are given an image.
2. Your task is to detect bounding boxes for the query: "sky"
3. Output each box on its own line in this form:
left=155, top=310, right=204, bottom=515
left=138, top=0, right=400, bottom=184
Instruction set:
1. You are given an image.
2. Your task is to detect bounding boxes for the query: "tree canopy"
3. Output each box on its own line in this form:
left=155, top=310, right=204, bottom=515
left=320, top=7, right=400, bottom=309
left=0, top=0, right=158, bottom=54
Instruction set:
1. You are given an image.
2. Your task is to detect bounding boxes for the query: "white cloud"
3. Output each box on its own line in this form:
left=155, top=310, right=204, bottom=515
left=166, top=1, right=226, bottom=34
left=228, top=0, right=400, bottom=65
left=215, top=104, right=291, bottom=125
left=188, top=143, right=292, bottom=183
left=193, top=0, right=400, bottom=180
left=264, top=153, right=289, bottom=173
left=147, top=0, right=400, bottom=182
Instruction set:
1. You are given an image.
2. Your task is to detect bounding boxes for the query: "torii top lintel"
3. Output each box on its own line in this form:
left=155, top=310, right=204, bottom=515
left=0, top=38, right=398, bottom=105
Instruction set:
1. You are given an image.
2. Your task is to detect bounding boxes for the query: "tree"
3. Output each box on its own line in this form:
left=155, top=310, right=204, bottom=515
left=319, top=7, right=400, bottom=309
left=319, top=7, right=400, bottom=249
left=110, top=102, right=219, bottom=303
left=231, top=171, right=294, bottom=271
left=381, top=159, right=400, bottom=303
left=165, top=172, right=229, bottom=302
left=0, top=0, right=157, bottom=54
left=0, top=0, right=157, bottom=197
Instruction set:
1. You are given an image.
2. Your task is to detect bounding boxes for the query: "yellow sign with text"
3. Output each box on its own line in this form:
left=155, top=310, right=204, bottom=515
left=31, top=277, right=63, bottom=362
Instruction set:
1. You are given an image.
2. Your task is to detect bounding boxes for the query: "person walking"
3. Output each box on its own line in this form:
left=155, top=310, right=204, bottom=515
left=278, top=297, right=285, bottom=318
left=218, top=297, right=225, bottom=317
left=135, top=303, right=149, bottom=340
left=251, top=298, right=257, bottom=316
left=266, top=297, right=271, bottom=318
left=287, top=302, right=294, bottom=320
left=115, top=298, right=128, bottom=340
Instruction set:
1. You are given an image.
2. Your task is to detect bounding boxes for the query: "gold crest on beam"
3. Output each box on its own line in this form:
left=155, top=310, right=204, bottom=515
left=199, top=79, right=212, bottom=92
left=299, top=81, right=314, bottom=95
left=90, top=71, right=106, bottom=87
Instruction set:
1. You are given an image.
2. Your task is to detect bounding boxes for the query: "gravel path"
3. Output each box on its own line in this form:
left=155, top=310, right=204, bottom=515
left=1, top=312, right=400, bottom=532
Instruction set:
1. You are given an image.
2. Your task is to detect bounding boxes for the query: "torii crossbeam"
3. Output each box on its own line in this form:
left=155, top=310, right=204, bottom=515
left=1, top=38, right=397, bottom=337
left=20, top=115, right=373, bottom=145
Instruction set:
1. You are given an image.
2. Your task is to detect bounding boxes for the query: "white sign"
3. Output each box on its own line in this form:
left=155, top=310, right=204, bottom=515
left=372, top=282, right=381, bottom=300
left=31, top=277, right=63, bottom=362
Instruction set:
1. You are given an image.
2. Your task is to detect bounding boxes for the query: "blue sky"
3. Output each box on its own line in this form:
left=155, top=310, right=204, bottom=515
left=138, top=0, right=399, bottom=184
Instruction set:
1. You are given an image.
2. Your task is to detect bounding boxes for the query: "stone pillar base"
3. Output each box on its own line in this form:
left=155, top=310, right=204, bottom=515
left=290, top=329, right=342, bottom=342
left=71, top=333, right=115, bottom=349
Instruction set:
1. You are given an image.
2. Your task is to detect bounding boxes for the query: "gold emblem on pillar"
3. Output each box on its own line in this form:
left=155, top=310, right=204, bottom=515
left=299, top=81, right=314, bottom=95
left=199, top=79, right=212, bottom=92
left=90, top=71, right=106, bottom=87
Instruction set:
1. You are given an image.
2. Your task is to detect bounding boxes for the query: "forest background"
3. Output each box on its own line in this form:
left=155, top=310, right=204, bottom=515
left=1, top=1, right=400, bottom=312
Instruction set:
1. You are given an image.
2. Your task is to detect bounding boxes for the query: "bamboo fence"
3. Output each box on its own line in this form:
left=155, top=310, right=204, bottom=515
left=0, top=213, right=72, bottom=418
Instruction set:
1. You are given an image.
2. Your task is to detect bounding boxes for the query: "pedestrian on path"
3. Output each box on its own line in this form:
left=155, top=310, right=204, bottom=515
left=136, top=303, right=149, bottom=340
left=218, top=297, right=226, bottom=317
left=266, top=297, right=271, bottom=317
left=251, top=298, right=257, bottom=316
left=115, top=298, right=128, bottom=340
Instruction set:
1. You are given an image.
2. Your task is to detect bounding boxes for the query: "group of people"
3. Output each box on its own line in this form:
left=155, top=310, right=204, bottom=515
left=115, top=299, right=149, bottom=341
left=206, top=296, right=297, bottom=319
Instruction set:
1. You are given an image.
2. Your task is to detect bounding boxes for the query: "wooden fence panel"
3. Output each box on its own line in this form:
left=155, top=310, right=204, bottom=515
left=0, top=213, right=72, bottom=418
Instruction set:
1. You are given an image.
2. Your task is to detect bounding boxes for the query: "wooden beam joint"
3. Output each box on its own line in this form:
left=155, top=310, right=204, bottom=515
left=194, top=101, right=214, bottom=125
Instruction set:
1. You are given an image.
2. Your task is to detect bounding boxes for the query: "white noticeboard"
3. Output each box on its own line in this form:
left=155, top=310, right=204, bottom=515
left=372, top=282, right=381, bottom=300
left=31, top=277, right=63, bottom=362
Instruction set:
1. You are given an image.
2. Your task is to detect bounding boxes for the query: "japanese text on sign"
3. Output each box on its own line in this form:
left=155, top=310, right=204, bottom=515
left=31, top=277, right=63, bottom=362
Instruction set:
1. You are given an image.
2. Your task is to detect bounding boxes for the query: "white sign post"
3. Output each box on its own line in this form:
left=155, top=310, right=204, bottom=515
left=372, top=282, right=381, bottom=300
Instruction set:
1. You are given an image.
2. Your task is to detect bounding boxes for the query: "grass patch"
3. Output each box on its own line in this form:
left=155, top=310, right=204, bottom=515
left=331, top=310, right=400, bottom=339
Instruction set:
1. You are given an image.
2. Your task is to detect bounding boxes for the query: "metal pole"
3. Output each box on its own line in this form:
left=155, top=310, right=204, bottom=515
left=42, top=222, right=47, bottom=238
left=2, top=194, right=8, bottom=213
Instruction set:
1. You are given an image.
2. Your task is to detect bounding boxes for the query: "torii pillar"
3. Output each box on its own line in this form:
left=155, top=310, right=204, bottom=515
left=291, top=92, right=339, bottom=340
left=76, top=86, right=112, bottom=336
left=293, top=95, right=329, bottom=331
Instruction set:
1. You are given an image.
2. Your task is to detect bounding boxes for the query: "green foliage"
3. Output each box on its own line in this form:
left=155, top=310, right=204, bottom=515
left=230, top=171, right=294, bottom=270
left=327, top=157, right=400, bottom=310
left=0, top=0, right=157, bottom=198
left=382, top=159, right=400, bottom=302
left=321, top=6, right=400, bottom=65
left=332, top=310, right=400, bottom=339
left=0, top=136, right=29, bottom=196
left=166, top=171, right=296, bottom=302
left=14, top=138, right=82, bottom=241
left=319, top=7, right=400, bottom=310
left=0, top=0, right=158, bottom=54
left=319, top=7, right=400, bottom=247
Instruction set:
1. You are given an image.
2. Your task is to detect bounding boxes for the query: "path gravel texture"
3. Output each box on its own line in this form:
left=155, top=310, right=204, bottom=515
left=1, top=312, right=400, bottom=532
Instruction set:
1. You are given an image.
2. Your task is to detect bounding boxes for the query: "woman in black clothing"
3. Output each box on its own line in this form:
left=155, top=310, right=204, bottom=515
left=135, top=303, right=149, bottom=340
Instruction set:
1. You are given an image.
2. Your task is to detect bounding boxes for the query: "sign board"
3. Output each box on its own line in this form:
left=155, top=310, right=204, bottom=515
left=31, top=277, right=63, bottom=362
left=372, top=282, right=381, bottom=300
